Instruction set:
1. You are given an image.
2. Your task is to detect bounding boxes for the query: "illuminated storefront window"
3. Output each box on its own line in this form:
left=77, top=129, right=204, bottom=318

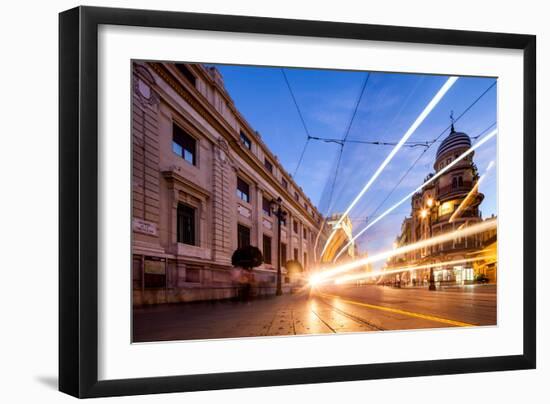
left=439, top=200, right=455, bottom=216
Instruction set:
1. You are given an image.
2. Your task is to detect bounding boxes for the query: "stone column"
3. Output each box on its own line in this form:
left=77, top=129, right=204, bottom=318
left=211, top=138, right=234, bottom=265
left=298, top=220, right=303, bottom=266
left=287, top=211, right=294, bottom=260
left=255, top=186, right=263, bottom=249
left=132, top=64, right=162, bottom=249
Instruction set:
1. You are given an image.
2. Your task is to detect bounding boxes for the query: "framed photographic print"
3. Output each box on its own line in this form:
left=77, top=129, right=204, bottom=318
left=59, top=6, right=536, bottom=398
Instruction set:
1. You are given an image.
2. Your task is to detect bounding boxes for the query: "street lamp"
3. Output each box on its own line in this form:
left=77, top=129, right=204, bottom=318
left=420, top=198, right=437, bottom=291
left=271, top=197, right=287, bottom=296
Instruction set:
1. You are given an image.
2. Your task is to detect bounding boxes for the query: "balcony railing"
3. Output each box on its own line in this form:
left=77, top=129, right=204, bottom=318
left=437, top=182, right=473, bottom=197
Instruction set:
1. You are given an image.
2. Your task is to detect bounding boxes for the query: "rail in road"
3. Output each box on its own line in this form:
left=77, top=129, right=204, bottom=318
left=133, top=285, right=496, bottom=342
left=314, top=291, right=474, bottom=328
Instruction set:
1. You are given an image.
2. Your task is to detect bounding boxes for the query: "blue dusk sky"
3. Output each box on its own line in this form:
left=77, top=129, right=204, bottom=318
left=211, top=63, right=497, bottom=261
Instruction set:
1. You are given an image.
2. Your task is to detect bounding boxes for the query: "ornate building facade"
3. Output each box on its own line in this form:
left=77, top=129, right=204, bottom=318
left=131, top=62, right=328, bottom=305
left=320, top=213, right=356, bottom=263
left=386, top=125, right=497, bottom=287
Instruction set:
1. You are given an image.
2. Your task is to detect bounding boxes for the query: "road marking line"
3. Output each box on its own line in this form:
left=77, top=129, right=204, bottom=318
left=316, top=292, right=476, bottom=327
left=316, top=297, right=385, bottom=331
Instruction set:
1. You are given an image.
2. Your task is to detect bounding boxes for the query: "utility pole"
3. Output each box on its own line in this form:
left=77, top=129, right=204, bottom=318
left=421, top=198, right=437, bottom=291
left=428, top=208, right=436, bottom=291
left=271, top=197, right=287, bottom=296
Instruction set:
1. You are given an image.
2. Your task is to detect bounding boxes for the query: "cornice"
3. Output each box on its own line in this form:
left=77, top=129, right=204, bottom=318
left=162, top=169, right=211, bottom=200
left=149, top=62, right=323, bottom=230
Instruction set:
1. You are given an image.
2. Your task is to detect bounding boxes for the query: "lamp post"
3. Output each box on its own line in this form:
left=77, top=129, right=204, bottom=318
left=421, top=197, right=437, bottom=291
left=271, top=197, right=287, bottom=296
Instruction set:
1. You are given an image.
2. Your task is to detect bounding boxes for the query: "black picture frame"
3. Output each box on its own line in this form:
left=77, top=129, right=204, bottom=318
left=59, top=5, right=536, bottom=398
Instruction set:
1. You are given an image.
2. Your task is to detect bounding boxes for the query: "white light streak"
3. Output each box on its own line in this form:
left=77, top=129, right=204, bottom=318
left=333, top=256, right=492, bottom=285
left=449, top=159, right=495, bottom=223
left=333, top=128, right=497, bottom=261
left=317, top=217, right=496, bottom=281
left=319, top=76, right=459, bottom=259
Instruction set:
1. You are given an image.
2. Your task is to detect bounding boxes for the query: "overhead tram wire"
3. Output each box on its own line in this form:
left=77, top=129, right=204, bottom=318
left=365, top=122, right=497, bottom=223
left=308, top=136, right=433, bottom=148
left=335, top=122, right=496, bottom=259
left=281, top=68, right=314, bottom=178
left=333, top=127, right=498, bottom=261
left=308, top=81, right=497, bottom=149
left=354, top=121, right=496, bottom=245
left=319, top=76, right=460, bottom=260
left=359, top=80, right=497, bottom=229
left=326, top=72, right=371, bottom=213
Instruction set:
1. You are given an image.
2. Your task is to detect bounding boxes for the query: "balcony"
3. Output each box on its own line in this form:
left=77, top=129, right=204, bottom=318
left=437, top=182, right=473, bottom=199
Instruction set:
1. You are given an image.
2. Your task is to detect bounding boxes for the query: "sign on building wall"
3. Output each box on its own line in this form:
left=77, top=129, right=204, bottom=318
left=133, top=218, right=158, bottom=236
left=237, top=205, right=251, bottom=218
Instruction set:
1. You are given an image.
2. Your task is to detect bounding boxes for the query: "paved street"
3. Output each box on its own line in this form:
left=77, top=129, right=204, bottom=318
left=133, top=284, right=496, bottom=342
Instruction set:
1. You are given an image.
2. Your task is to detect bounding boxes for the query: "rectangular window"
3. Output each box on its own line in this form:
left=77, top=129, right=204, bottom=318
left=177, top=204, right=196, bottom=245
left=262, top=197, right=271, bottom=216
left=237, top=224, right=250, bottom=249
left=172, top=124, right=196, bottom=165
left=281, top=178, right=288, bottom=189
left=264, top=159, right=273, bottom=173
left=293, top=220, right=298, bottom=234
left=293, top=248, right=299, bottom=261
left=263, top=235, right=272, bottom=264
left=236, top=177, right=250, bottom=203
left=303, top=252, right=308, bottom=270
left=303, top=227, right=307, bottom=239
left=175, top=63, right=196, bottom=86
left=294, top=192, right=299, bottom=202
left=240, top=131, right=252, bottom=150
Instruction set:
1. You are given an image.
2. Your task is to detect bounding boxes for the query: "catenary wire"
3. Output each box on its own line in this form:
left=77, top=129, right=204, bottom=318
left=326, top=72, right=371, bottom=212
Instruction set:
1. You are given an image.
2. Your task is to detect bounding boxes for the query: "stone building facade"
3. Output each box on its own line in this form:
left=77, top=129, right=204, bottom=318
left=131, top=62, right=327, bottom=305
left=386, top=125, right=497, bottom=286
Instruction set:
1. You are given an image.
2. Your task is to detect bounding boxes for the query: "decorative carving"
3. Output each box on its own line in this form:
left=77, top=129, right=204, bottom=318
left=215, top=137, right=236, bottom=169
left=133, top=63, right=159, bottom=106
left=133, top=62, right=156, bottom=84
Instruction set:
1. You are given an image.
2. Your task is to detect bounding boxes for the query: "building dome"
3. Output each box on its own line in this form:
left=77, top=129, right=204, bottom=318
left=436, top=129, right=472, bottom=160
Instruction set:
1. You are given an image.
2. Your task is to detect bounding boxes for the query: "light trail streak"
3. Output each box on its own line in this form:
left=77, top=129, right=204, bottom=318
left=319, top=76, right=459, bottom=259
left=332, top=256, right=493, bottom=285
left=312, top=217, right=496, bottom=283
left=315, top=292, right=476, bottom=327
left=449, top=160, right=495, bottom=223
left=333, top=128, right=497, bottom=261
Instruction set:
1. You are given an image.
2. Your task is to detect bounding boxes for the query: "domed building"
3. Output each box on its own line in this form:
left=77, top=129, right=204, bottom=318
left=386, top=123, right=497, bottom=288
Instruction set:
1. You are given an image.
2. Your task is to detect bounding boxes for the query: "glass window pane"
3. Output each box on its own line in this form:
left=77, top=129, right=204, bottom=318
left=172, top=141, right=182, bottom=156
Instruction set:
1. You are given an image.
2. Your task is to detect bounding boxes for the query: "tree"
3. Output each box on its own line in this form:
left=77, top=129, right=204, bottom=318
left=231, top=245, right=263, bottom=270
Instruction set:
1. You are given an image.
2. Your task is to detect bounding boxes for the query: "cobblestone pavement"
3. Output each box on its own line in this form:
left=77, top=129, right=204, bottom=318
left=133, top=284, right=496, bottom=342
